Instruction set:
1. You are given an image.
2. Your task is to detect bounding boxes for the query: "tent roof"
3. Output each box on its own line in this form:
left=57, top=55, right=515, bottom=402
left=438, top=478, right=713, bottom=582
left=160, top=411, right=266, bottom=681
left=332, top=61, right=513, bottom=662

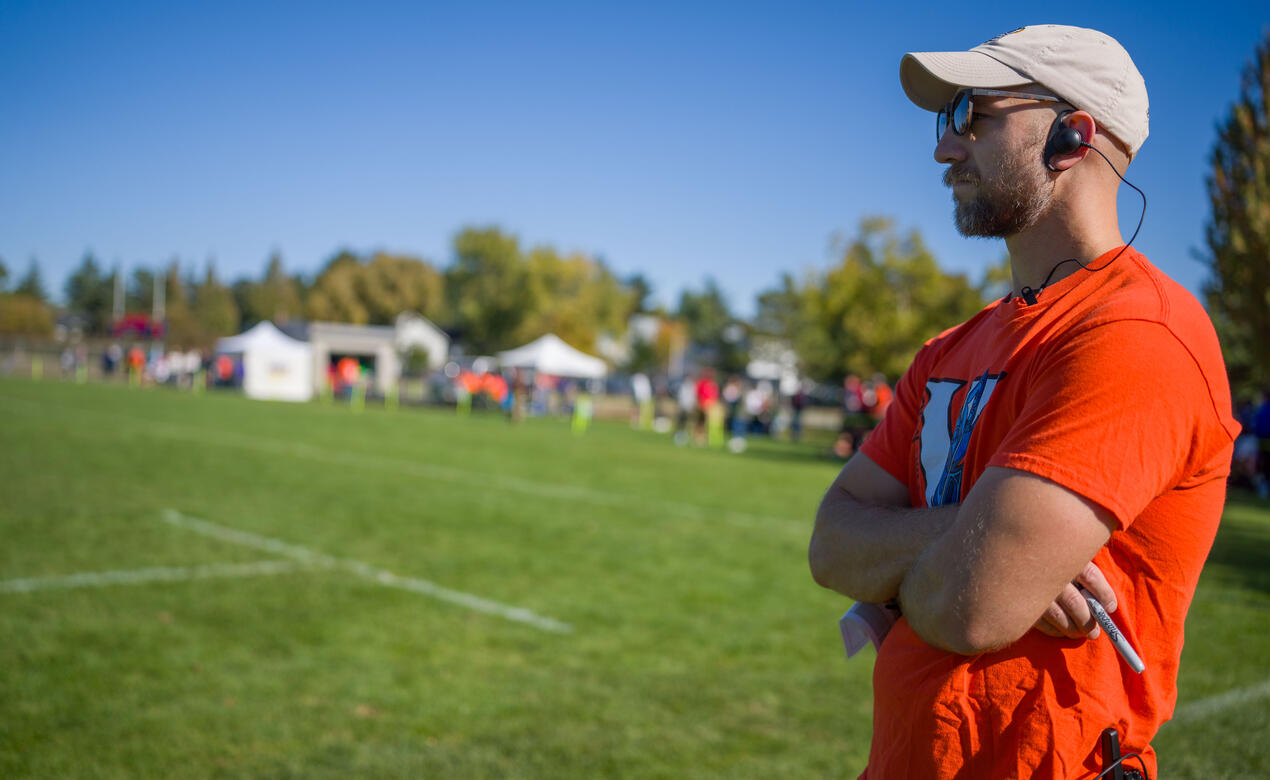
left=496, top=334, right=607, bottom=378
left=215, top=321, right=311, bottom=354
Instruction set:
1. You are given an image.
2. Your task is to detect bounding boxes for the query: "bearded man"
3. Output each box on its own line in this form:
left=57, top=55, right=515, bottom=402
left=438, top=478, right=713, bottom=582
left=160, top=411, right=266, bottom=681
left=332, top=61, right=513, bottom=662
left=808, top=25, right=1239, bottom=779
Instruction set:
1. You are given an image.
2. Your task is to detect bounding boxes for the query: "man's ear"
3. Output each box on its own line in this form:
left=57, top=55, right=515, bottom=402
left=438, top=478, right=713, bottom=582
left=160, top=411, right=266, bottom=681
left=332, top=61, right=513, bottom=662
left=1047, top=110, right=1097, bottom=172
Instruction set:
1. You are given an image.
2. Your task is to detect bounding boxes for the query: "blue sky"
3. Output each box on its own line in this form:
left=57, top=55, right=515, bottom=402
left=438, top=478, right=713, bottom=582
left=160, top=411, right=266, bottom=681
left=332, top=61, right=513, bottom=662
left=2, top=1, right=1266, bottom=316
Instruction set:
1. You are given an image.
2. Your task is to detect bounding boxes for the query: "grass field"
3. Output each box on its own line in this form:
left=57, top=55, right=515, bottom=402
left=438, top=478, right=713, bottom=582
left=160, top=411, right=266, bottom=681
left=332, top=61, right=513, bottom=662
left=2, top=377, right=1267, bottom=778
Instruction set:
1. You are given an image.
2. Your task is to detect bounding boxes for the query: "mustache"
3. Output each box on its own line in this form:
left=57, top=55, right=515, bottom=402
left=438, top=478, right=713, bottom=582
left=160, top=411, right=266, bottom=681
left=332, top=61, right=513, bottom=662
left=943, top=165, right=979, bottom=187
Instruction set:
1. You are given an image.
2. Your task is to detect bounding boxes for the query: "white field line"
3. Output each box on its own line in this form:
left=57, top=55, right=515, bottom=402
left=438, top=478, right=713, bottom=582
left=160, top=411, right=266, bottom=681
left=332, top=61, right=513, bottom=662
left=0, top=559, right=306, bottom=593
left=0, top=393, right=805, bottom=537
left=161, top=510, right=573, bottom=634
left=1169, top=677, right=1270, bottom=724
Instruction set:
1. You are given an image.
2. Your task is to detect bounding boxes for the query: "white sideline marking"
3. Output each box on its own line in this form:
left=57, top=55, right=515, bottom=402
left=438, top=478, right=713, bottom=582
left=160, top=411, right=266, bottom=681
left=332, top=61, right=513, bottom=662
left=0, top=559, right=305, bottom=593
left=1170, top=677, right=1270, bottom=724
left=0, top=394, right=805, bottom=538
left=161, top=510, right=573, bottom=634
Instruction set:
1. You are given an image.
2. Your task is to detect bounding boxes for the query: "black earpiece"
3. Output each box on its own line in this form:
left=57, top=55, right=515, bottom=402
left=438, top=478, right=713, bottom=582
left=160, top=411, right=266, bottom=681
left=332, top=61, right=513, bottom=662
left=1044, top=109, right=1085, bottom=172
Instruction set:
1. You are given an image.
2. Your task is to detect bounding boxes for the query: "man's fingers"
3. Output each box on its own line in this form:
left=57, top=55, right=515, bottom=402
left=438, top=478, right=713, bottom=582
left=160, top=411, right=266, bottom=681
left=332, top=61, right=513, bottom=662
left=1054, top=584, right=1100, bottom=636
left=1033, top=617, right=1064, bottom=637
left=1074, top=561, right=1117, bottom=612
left=1035, top=597, right=1090, bottom=639
left=1037, top=585, right=1100, bottom=639
left=1038, top=562, right=1120, bottom=642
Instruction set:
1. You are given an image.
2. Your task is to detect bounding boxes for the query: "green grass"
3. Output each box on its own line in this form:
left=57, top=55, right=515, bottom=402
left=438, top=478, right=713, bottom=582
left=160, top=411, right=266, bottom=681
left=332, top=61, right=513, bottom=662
left=1, top=377, right=1267, bottom=778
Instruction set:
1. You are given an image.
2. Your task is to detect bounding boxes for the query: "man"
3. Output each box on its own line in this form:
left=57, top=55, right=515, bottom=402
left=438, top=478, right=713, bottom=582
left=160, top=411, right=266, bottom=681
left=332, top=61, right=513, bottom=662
left=808, top=25, right=1239, bottom=779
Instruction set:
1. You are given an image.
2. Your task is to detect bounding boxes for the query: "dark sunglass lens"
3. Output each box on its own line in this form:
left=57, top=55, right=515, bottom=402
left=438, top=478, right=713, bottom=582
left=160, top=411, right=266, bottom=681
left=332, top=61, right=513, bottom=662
left=936, top=107, right=949, bottom=140
left=953, top=93, right=970, bottom=134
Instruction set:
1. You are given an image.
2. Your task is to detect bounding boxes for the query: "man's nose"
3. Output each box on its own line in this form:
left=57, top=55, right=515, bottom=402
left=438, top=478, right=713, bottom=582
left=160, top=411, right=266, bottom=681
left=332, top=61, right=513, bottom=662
left=935, top=127, right=967, bottom=165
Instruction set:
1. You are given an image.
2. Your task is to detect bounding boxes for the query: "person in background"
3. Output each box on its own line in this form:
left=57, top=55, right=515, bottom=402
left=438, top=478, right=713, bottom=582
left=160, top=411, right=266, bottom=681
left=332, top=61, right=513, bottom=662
left=1255, top=389, right=1270, bottom=499
left=674, top=374, right=697, bottom=447
left=694, top=367, right=720, bottom=446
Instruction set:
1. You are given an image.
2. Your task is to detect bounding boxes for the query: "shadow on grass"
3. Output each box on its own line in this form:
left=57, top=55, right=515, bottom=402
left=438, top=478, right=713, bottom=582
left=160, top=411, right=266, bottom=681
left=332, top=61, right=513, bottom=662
left=739, top=440, right=846, bottom=466
left=1204, top=489, right=1270, bottom=598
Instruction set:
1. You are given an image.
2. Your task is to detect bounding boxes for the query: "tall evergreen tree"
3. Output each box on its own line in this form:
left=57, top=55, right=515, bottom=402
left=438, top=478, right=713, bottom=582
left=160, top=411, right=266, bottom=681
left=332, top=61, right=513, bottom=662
left=14, top=259, right=47, bottom=302
left=65, top=252, right=114, bottom=334
left=192, top=262, right=240, bottom=343
left=1202, top=32, right=1270, bottom=392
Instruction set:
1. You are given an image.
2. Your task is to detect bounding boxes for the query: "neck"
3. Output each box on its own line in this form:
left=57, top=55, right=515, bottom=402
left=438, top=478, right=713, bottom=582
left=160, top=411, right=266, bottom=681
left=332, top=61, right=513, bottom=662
left=1006, top=190, right=1124, bottom=298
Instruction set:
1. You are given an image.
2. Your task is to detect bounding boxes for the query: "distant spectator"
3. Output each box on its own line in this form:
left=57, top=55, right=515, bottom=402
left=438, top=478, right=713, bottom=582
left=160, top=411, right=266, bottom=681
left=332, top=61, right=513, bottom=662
left=674, top=375, right=697, bottom=447
left=631, top=372, right=653, bottom=430
left=790, top=382, right=808, bottom=443
left=695, top=367, right=720, bottom=446
left=1255, top=390, right=1270, bottom=499
left=868, top=373, right=894, bottom=421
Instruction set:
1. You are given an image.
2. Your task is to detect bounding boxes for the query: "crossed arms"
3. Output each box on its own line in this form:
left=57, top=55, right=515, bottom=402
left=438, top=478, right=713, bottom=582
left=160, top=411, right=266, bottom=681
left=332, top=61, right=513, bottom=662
left=808, top=451, right=1118, bottom=655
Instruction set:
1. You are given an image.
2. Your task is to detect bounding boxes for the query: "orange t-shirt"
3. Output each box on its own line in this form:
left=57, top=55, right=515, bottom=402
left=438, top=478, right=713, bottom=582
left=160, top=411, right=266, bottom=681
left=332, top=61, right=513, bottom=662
left=858, top=248, right=1238, bottom=779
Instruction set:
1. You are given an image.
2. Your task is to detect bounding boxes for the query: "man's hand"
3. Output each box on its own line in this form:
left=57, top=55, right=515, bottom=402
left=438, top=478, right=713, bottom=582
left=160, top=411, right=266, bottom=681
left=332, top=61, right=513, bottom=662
left=1032, top=561, right=1117, bottom=640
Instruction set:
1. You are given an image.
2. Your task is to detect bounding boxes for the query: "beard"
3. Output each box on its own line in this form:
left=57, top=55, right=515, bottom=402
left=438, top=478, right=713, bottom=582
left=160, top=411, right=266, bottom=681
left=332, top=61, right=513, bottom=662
left=944, top=139, right=1052, bottom=238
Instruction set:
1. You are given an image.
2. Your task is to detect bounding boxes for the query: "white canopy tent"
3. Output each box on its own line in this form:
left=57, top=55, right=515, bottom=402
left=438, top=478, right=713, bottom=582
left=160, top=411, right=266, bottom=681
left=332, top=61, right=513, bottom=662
left=214, top=321, right=314, bottom=402
left=496, top=334, right=607, bottom=379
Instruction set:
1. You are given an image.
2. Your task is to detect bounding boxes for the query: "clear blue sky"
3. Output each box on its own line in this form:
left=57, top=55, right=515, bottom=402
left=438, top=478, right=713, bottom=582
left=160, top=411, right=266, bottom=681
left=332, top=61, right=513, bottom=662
left=2, top=1, right=1266, bottom=317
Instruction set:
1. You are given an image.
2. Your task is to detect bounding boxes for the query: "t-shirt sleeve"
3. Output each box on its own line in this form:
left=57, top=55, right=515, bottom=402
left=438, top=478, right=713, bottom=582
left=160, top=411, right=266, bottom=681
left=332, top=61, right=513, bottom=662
left=860, top=348, right=930, bottom=488
left=988, top=319, right=1223, bottom=530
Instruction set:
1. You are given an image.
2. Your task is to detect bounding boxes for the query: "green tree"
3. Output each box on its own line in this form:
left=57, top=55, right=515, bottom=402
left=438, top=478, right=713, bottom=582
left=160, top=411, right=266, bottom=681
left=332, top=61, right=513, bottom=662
left=360, top=252, right=445, bottom=325
left=306, top=250, right=370, bottom=324
left=161, top=260, right=202, bottom=349
left=1202, top=32, right=1270, bottom=392
left=192, top=262, right=240, bottom=344
left=65, top=252, right=115, bottom=334
left=14, top=259, right=47, bottom=302
left=677, top=278, right=748, bottom=374
left=240, top=252, right=306, bottom=327
left=757, top=217, right=986, bottom=381
left=0, top=294, right=53, bottom=336
left=0, top=257, right=8, bottom=292
left=625, top=272, right=655, bottom=314
left=445, top=227, right=530, bottom=353
left=127, top=268, right=156, bottom=313
left=520, top=247, right=629, bottom=353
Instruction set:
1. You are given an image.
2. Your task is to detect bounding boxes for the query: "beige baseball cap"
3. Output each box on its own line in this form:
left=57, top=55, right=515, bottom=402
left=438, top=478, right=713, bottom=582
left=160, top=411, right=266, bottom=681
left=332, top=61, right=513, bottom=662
left=900, top=24, right=1149, bottom=157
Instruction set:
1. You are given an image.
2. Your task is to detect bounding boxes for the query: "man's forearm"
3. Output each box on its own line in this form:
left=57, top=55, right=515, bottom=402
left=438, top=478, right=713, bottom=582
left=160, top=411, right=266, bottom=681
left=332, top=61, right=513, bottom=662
left=809, top=486, right=958, bottom=603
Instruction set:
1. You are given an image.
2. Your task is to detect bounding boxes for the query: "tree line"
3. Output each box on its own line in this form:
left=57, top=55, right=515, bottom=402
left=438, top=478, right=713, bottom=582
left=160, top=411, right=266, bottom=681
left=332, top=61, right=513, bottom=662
left=0, top=226, right=650, bottom=357
left=0, top=221, right=1006, bottom=382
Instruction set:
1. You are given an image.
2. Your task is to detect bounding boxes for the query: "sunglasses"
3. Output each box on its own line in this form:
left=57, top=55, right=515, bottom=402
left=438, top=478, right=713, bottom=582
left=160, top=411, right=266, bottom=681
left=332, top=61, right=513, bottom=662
left=936, top=89, right=1066, bottom=141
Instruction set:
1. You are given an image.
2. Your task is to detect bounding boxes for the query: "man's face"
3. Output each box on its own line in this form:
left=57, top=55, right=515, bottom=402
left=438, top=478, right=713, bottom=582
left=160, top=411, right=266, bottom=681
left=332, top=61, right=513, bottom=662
left=936, top=95, right=1054, bottom=238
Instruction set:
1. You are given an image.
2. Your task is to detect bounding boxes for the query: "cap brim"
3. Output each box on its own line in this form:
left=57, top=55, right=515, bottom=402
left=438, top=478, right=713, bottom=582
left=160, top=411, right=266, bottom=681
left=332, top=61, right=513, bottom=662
left=900, top=51, right=1032, bottom=111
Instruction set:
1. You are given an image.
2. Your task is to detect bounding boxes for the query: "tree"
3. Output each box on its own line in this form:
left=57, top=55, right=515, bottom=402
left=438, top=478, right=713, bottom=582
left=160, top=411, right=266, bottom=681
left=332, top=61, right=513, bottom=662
left=161, top=260, right=202, bottom=349
left=0, top=257, right=8, bottom=292
left=192, top=262, right=240, bottom=344
left=14, top=259, right=47, bottom=302
left=65, top=253, right=115, bottom=334
left=520, top=247, right=629, bottom=352
left=677, top=278, right=748, bottom=374
left=1202, top=32, right=1270, bottom=392
left=1, top=258, right=53, bottom=335
left=0, top=294, right=53, bottom=336
left=445, top=227, right=530, bottom=353
left=306, top=250, right=370, bottom=325
left=127, top=268, right=156, bottom=313
left=240, top=252, right=306, bottom=327
left=756, top=217, right=986, bottom=381
left=625, top=272, right=655, bottom=314
left=304, top=250, right=444, bottom=327
left=360, top=252, right=445, bottom=325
